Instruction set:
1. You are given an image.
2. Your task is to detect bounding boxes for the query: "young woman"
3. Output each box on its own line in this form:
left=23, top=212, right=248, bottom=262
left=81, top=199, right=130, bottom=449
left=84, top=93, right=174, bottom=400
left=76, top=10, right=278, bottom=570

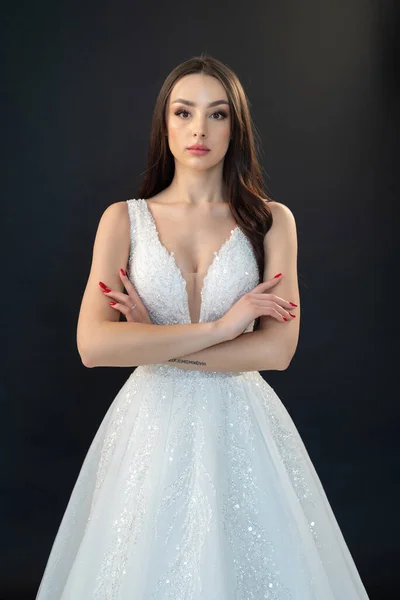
left=36, top=55, right=370, bottom=599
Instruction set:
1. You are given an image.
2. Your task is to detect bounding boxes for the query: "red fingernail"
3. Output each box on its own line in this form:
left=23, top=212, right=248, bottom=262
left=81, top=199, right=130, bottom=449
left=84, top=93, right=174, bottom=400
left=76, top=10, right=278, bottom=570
left=120, top=268, right=126, bottom=276
left=103, top=287, right=111, bottom=293
left=274, top=273, right=282, bottom=278
left=109, top=302, right=116, bottom=306
left=283, top=317, right=288, bottom=321
left=99, top=281, right=107, bottom=289
left=289, top=302, right=297, bottom=307
left=289, top=313, right=296, bottom=318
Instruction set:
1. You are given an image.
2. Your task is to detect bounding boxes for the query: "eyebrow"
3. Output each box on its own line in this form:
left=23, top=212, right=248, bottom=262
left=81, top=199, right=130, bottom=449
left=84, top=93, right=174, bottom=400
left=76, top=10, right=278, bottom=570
left=171, top=98, right=230, bottom=108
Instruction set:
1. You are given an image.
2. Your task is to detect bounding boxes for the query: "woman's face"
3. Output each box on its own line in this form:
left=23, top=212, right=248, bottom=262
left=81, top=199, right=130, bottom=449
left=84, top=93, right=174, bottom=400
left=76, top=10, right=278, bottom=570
left=165, top=73, right=231, bottom=171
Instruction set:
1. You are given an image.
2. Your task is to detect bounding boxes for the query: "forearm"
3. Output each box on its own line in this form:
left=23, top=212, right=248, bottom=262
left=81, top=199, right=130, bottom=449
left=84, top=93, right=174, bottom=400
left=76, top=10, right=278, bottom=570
left=81, top=320, right=228, bottom=368
left=162, top=329, right=286, bottom=373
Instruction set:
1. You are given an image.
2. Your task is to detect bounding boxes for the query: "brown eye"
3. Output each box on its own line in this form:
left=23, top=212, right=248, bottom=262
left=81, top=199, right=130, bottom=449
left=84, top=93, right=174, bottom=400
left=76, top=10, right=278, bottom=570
left=175, top=109, right=189, bottom=118
left=212, top=110, right=228, bottom=120
left=175, top=108, right=228, bottom=120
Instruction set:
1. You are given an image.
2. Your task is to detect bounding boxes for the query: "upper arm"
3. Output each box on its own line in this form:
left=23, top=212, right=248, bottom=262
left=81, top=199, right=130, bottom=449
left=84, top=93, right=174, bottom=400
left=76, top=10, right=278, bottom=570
left=76, top=201, right=131, bottom=360
left=259, top=201, right=300, bottom=367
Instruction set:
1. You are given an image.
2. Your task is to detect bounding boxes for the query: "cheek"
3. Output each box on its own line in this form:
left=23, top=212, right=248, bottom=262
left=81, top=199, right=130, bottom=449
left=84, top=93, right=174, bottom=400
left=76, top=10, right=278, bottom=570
left=218, top=123, right=231, bottom=144
left=168, top=118, right=183, bottom=138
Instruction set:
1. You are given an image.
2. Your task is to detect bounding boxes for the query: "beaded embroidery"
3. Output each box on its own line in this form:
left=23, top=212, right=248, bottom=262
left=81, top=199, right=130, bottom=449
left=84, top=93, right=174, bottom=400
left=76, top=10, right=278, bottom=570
left=35, top=199, right=370, bottom=600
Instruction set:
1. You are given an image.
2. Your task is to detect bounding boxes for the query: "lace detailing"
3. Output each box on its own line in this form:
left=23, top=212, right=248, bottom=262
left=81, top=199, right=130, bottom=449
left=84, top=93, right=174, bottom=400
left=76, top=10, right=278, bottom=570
left=141, top=196, right=240, bottom=285
left=34, top=198, right=371, bottom=600
left=125, top=198, right=259, bottom=329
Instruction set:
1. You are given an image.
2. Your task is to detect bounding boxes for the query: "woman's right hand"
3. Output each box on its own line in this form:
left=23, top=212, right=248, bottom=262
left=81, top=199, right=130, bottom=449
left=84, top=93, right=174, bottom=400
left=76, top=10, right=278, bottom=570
left=218, top=274, right=297, bottom=341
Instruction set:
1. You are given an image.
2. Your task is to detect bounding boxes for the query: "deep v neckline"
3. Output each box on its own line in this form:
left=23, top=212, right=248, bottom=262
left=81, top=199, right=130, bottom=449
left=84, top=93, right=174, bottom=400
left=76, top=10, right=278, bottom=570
left=139, top=198, right=240, bottom=324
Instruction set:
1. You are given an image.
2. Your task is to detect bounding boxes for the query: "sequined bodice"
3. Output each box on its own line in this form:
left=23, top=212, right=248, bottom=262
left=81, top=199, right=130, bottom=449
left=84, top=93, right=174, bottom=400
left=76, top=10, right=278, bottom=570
left=126, top=199, right=260, bottom=330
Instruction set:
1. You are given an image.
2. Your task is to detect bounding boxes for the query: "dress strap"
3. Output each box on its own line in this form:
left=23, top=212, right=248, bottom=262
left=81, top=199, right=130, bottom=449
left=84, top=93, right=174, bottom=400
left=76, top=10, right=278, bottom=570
left=125, top=198, right=138, bottom=266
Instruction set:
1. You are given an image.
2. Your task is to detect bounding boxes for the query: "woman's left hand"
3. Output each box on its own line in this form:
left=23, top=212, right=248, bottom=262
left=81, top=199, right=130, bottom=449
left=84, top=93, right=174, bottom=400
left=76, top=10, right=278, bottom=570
left=98, top=268, right=153, bottom=324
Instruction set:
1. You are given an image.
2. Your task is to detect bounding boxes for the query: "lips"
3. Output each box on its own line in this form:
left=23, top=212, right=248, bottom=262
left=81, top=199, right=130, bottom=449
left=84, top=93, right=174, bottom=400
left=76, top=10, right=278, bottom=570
left=187, top=145, right=210, bottom=151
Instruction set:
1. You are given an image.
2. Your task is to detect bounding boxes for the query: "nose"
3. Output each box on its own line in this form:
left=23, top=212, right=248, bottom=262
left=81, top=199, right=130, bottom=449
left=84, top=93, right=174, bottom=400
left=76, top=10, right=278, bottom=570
left=192, top=115, right=207, bottom=138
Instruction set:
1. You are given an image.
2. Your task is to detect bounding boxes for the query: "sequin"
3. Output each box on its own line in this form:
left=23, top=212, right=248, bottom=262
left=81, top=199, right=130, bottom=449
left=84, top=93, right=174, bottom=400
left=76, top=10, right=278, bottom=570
left=34, top=198, right=370, bottom=600
left=127, top=198, right=259, bottom=329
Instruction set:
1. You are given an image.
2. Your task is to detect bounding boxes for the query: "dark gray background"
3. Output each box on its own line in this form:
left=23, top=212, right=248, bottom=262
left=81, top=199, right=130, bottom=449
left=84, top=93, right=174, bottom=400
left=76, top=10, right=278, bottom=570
left=1, top=0, right=398, bottom=598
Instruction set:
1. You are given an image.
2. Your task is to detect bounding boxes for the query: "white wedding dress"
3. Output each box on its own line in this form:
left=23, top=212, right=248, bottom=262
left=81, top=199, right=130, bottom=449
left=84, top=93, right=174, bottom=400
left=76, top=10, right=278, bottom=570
left=35, top=198, right=370, bottom=599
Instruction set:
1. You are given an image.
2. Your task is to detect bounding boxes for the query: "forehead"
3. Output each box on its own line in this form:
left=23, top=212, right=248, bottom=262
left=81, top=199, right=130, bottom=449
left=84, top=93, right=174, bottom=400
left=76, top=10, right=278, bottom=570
left=169, top=73, right=228, bottom=105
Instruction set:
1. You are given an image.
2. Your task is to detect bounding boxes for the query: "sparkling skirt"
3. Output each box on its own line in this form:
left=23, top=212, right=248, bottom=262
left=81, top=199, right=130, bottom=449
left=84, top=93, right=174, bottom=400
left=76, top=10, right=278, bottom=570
left=35, top=364, right=370, bottom=599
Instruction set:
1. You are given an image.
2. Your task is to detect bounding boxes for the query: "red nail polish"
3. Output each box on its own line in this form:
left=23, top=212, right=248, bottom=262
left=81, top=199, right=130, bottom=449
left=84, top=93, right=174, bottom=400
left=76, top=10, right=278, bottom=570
left=274, top=273, right=282, bottom=278
left=289, top=313, right=296, bottom=318
left=103, top=287, right=111, bottom=293
left=289, top=302, right=297, bottom=307
left=283, top=317, right=288, bottom=321
left=109, top=301, right=116, bottom=306
left=99, top=281, right=107, bottom=289
left=120, top=268, right=126, bottom=276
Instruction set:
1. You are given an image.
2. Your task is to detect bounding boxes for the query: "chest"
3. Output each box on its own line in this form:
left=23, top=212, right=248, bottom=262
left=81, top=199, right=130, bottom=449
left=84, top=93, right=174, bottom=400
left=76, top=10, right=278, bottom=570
left=127, top=198, right=260, bottom=326
left=144, top=200, right=239, bottom=275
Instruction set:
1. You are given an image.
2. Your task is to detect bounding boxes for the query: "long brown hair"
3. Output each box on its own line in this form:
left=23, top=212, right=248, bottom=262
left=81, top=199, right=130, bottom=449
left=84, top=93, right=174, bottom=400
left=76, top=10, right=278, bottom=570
left=137, top=53, right=275, bottom=331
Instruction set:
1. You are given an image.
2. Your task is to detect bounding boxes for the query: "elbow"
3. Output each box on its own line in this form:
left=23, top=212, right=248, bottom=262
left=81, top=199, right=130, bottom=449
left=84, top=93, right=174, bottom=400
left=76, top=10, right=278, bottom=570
left=77, top=337, right=97, bottom=368
left=78, top=323, right=120, bottom=368
left=276, top=346, right=296, bottom=371
left=280, top=350, right=297, bottom=371
left=77, top=324, right=105, bottom=368
left=277, top=358, right=290, bottom=371
left=81, top=354, right=95, bottom=368
left=78, top=346, right=96, bottom=368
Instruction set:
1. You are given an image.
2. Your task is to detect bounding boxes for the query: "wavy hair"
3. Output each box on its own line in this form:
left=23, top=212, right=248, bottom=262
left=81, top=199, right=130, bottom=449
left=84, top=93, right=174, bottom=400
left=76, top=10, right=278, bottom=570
left=137, top=54, right=275, bottom=331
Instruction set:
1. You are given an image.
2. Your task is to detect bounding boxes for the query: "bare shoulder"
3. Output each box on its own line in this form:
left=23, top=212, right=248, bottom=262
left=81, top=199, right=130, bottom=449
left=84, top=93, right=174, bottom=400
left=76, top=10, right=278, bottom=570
left=265, top=199, right=296, bottom=222
left=100, top=200, right=130, bottom=225
left=263, top=200, right=297, bottom=240
left=87, top=199, right=132, bottom=298
left=89, top=199, right=132, bottom=283
left=92, top=201, right=131, bottom=245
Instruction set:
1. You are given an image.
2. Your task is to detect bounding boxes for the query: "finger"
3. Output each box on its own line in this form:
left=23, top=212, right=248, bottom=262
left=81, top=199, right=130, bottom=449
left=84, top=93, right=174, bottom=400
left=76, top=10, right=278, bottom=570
left=251, top=293, right=296, bottom=310
left=102, top=289, right=131, bottom=305
left=119, top=269, right=134, bottom=292
left=119, top=268, right=144, bottom=305
left=109, top=302, right=130, bottom=317
left=251, top=299, right=295, bottom=320
left=252, top=303, right=290, bottom=322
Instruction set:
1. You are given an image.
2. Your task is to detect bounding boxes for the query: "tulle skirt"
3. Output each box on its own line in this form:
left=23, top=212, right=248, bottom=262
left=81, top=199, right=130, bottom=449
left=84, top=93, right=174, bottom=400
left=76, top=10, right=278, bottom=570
left=36, top=364, right=370, bottom=599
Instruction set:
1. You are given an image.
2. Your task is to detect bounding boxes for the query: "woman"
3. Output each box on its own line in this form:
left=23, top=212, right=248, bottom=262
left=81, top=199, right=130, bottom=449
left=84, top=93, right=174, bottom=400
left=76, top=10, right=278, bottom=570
left=36, top=55, right=370, bottom=599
